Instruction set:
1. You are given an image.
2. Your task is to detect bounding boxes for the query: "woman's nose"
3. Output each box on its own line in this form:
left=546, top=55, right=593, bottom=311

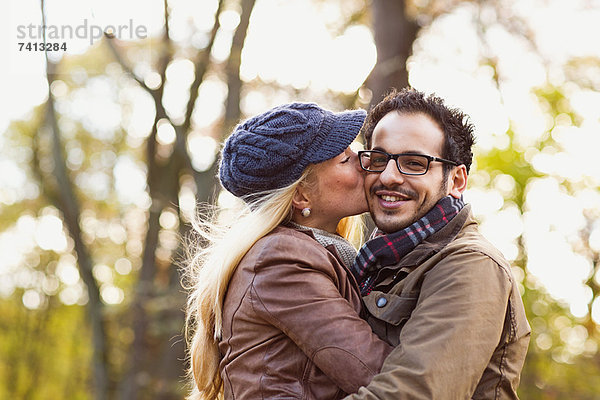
left=351, top=153, right=363, bottom=172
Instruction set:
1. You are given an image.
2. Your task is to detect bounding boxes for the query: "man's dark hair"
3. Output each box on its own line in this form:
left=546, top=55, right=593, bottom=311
left=363, top=87, right=475, bottom=174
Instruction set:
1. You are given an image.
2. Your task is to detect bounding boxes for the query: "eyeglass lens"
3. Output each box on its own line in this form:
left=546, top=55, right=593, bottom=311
left=360, top=152, right=430, bottom=174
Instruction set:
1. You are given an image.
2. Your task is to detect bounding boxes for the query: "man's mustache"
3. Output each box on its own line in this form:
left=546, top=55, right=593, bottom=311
left=369, top=185, right=418, bottom=199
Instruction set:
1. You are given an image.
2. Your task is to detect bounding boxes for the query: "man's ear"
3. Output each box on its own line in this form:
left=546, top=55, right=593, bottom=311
left=448, top=165, right=468, bottom=199
left=292, top=185, right=311, bottom=211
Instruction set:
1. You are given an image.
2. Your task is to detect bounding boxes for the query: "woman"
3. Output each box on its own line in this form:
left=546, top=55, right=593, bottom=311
left=185, top=103, right=392, bottom=399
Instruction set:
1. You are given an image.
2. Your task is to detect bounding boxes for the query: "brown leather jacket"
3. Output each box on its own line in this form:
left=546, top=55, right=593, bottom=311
left=346, top=206, right=531, bottom=400
left=219, top=226, right=392, bottom=399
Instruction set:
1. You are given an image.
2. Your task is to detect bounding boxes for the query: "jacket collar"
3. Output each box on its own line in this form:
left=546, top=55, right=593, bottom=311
left=392, top=204, right=473, bottom=270
left=278, top=224, right=364, bottom=293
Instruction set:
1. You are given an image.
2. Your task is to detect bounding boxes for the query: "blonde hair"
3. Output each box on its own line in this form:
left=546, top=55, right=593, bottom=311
left=184, top=166, right=364, bottom=400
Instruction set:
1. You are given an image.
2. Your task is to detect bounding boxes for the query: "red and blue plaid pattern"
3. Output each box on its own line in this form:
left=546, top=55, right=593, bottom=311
left=351, top=195, right=465, bottom=295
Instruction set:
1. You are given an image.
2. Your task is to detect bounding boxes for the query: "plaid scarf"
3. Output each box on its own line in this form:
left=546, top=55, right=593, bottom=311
left=351, top=195, right=465, bottom=295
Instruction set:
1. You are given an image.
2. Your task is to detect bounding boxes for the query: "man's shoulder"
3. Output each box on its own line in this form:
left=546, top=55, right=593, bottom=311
left=444, top=217, right=512, bottom=273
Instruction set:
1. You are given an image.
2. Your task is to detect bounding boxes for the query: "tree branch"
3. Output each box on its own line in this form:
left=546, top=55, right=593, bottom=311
left=169, top=0, right=225, bottom=201
left=104, top=35, right=155, bottom=92
left=180, top=0, right=225, bottom=136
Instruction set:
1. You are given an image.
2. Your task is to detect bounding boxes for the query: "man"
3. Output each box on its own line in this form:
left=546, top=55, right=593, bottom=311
left=347, top=88, right=530, bottom=399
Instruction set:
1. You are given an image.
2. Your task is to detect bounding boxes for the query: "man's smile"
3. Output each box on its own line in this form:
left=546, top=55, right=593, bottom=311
left=372, top=187, right=417, bottom=210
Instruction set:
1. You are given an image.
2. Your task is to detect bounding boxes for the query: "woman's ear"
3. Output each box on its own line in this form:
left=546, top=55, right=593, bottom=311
left=448, top=165, right=468, bottom=199
left=292, top=185, right=311, bottom=211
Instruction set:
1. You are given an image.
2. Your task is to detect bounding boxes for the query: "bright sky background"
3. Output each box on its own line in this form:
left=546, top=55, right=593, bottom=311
left=2, top=0, right=600, bottom=338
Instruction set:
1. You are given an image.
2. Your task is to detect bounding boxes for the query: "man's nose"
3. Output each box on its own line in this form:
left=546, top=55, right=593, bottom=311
left=379, top=159, right=405, bottom=186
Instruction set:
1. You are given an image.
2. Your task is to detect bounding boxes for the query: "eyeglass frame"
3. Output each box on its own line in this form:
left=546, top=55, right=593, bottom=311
left=358, top=149, right=459, bottom=176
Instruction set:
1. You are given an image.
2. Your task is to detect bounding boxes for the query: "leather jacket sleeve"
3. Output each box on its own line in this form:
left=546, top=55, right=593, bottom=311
left=345, top=249, right=515, bottom=399
left=249, top=234, right=393, bottom=394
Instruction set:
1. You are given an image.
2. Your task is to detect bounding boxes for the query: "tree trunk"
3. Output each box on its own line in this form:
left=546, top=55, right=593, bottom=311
left=44, top=60, right=109, bottom=400
left=41, top=0, right=110, bottom=394
left=224, top=0, right=257, bottom=134
left=366, top=0, right=419, bottom=107
left=117, top=1, right=230, bottom=398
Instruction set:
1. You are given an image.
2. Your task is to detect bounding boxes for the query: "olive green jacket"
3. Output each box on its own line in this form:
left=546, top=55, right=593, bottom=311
left=346, top=205, right=530, bottom=400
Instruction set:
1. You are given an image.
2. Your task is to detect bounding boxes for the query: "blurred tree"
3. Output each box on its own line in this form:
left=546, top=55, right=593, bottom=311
left=103, top=0, right=258, bottom=398
left=2, top=0, right=258, bottom=398
left=2, top=0, right=600, bottom=399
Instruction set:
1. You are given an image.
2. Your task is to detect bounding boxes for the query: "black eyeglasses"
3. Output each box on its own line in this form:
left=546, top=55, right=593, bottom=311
left=358, top=150, right=458, bottom=175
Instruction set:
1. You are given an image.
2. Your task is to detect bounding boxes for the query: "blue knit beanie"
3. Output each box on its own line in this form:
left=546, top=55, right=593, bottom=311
left=219, top=102, right=366, bottom=199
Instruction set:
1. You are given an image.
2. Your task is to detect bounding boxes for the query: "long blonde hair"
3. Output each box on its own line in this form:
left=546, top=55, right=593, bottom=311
left=184, top=166, right=364, bottom=400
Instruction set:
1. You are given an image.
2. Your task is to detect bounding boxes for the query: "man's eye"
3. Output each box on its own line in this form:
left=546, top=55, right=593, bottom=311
left=372, top=156, right=388, bottom=165
left=400, top=157, right=428, bottom=171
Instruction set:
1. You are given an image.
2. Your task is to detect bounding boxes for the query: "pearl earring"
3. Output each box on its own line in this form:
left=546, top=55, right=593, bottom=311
left=301, top=208, right=311, bottom=217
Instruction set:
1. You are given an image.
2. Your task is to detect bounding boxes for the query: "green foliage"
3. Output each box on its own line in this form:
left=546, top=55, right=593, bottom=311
left=475, top=79, right=600, bottom=398
left=0, top=295, right=91, bottom=399
left=519, top=286, right=600, bottom=399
